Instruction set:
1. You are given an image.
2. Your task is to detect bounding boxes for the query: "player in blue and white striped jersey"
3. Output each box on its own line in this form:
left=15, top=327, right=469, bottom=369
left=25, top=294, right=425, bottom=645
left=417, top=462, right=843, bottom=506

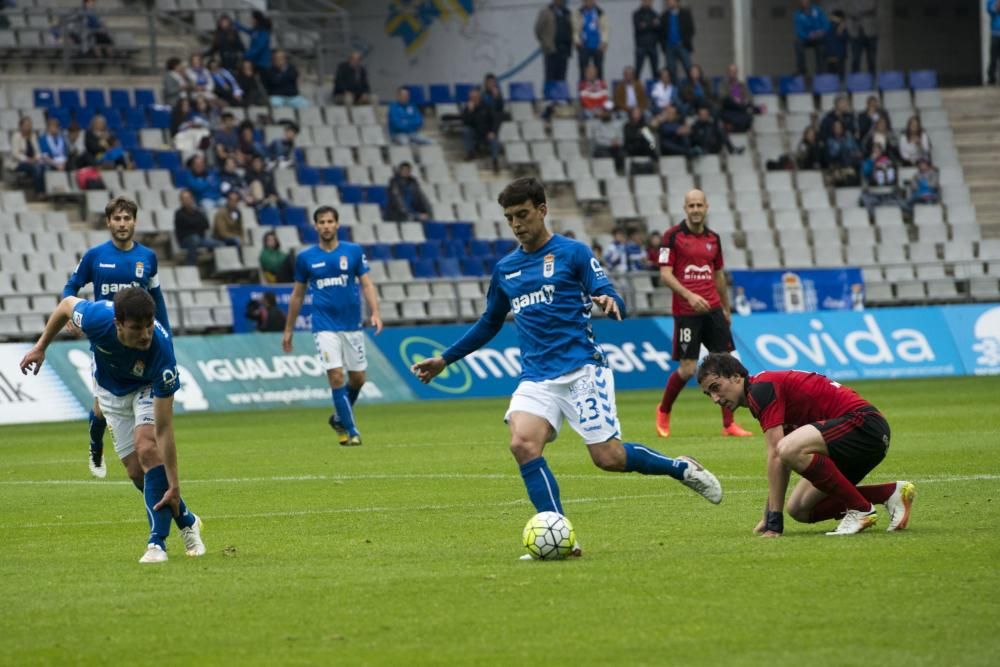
left=63, top=197, right=170, bottom=480
left=412, top=178, right=723, bottom=557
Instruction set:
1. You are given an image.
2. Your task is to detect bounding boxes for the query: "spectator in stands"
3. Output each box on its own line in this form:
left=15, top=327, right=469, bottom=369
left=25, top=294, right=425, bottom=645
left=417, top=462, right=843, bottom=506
left=825, top=119, right=863, bottom=185
left=796, top=125, right=825, bottom=169
left=578, top=63, right=610, bottom=118
left=237, top=121, right=266, bottom=166
left=462, top=88, right=501, bottom=172
left=73, top=0, right=113, bottom=59
left=264, top=50, right=308, bottom=108
left=333, top=50, right=371, bottom=105
left=588, top=101, right=625, bottom=171
left=633, top=0, right=660, bottom=79
left=898, top=115, right=932, bottom=166
left=213, top=111, right=239, bottom=164
left=645, top=231, right=662, bottom=269
left=185, top=53, right=216, bottom=102
left=259, top=230, right=293, bottom=283
left=208, top=58, right=243, bottom=106
left=591, top=241, right=606, bottom=268
left=235, top=59, right=267, bottom=107
left=718, top=63, right=757, bottom=133
left=482, top=73, right=509, bottom=125
left=388, top=87, right=432, bottom=145
left=170, top=97, right=211, bottom=158
left=204, top=14, right=244, bottom=73
left=627, top=228, right=648, bottom=270
left=83, top=114, right=115, bottom=166
left=690, top=106, right=740, bottom=155
left=237, top=10, right=272, bottom=72
left=612, top=65, right=649, bottom=115
left=212, top=190, right=245, bottom=247
left=386, top=161, right=433, bottom=222
left=186, top=154, right=223, bottom=209
left=623, top=106, right=657, bottom=160
left=175, top=188, right=222, bottom=265
left=97, top=134, right=129, bottom=169
left=163, top=56, right=191, bottom=107
left=246, top=291, right=287, bottom=331
left=678, top=63, right=713, bottom=115
left=861, top=143, right=897, bottom=188
left=39, top=116, right=69, bottom=174
left=268, top=122, right=299, bottom=168
left=66, top=121, right=87, bottom=169
left=793, top=0, right=829, bottom=76
left=819, top=95, right=856, bottom=143
left=660, top=0, right=694, bottom=87
left=904, top=157, right=940, bottom=211
left=655, top=103, right=693, bottom=157
left=535, top=0, right=573, bottom=84
left=862, top=116, right=898, bottom=161
left=603, top=228, right=629, bottom=273
left=9, top=116, right=44, bottom=193
left=823, top=10, right=849, bottom=79
left=573, top=0, right=609, bottom=80
left=246, top=154, right=281, bottom=208
left=650, top=67, right=679, bottom=113
left=846, top=0, right=878, bottom=75
left=218, top=156, right=248, bottom=200
left=856, top=95, right=890, bottom=140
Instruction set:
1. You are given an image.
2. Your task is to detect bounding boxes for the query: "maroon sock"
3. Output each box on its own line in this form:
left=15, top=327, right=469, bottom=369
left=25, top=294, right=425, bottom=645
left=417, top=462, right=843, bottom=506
left=800, top=454, right=871, bottom=512
left=858, top=482, right=897, bottom=505
left=658, top=371, right=686, bottom=414
left=807, top=496, right=847, bottom=523
left=721, top=406, right=734, bottom=427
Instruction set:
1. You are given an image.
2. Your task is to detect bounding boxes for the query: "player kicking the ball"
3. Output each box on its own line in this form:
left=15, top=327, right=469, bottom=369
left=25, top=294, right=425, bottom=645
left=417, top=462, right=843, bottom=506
left=19, top=288, right=205, bottom=563
left=696, top=353, right=916, bottom=536
left=411, top=178, right=723, bottom=557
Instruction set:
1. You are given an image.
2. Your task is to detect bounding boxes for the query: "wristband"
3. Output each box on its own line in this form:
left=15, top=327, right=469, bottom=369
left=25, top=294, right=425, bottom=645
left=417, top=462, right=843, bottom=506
left=764, top=510, right=784, bottom=534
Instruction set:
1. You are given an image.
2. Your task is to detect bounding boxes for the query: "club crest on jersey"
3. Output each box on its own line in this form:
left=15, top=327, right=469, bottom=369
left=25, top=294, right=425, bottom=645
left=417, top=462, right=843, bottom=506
left=340, top=255, right=348, bottom=271
left=543, top=253, right=555, bottom=278
left=706, top=243, right=713, bottom=252
left=659, top=247, right=669, bottom=264
left=131, top=360, right=145, bottom=377
left=135, top=261, right=144, bottom=278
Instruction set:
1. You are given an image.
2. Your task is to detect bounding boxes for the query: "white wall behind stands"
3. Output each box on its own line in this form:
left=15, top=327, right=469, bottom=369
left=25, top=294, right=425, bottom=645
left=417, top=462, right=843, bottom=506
left=339, top=0, right=735, bottom=99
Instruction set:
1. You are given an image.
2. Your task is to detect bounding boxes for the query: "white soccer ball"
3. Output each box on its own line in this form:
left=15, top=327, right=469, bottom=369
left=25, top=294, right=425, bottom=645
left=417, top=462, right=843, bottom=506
left=522, top=511, right=576, bottom=560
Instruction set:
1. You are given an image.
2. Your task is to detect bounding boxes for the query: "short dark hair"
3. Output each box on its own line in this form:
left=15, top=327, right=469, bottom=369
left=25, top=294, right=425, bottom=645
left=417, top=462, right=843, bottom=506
left=282, top=121, right=299, bottom=134
left=114, top=287, right=155, bottom=324
left=313, top=205, right=339, bottom=223
left=105, top=196, right=138, bottom=220
left=398, top=161, right=412, bottom=171
left=166, top=56, right=181, bottom=71
left=497, top=177, right=547, bottom=209
left=696, top=353, right=749, bottom=384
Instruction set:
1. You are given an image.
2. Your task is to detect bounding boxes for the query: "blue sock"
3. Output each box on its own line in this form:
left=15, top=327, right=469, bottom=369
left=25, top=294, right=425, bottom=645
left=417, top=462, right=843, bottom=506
left=174, top=497, right=195, bottom=530
left=89, top=410, right=106, bottom=455
left=519, top=457, right=564, bottom=514
left=142, top=465, right=172, bottom=549
left=623, top=442, right=689, bottom=480
left=347, top=384, right=361, bottom=406
left=331, top=387, right=357, bottom=435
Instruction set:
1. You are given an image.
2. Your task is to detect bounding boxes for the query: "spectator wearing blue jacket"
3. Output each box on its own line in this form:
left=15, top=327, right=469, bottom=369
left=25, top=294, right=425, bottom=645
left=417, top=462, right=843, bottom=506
left=388, top=87, right=432, bottom=145
left=237, top=10, right=272, bottom=72
left=185, top=154, right=223, bottom=209
left=794, top=0, right=829, bottom=76
left=988, top=0, right=1000, bottom=85
left=572, top=0, right=609, bottom=80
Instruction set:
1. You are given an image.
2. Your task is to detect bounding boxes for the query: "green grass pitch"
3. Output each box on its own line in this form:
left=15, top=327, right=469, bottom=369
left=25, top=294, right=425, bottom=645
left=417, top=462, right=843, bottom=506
left=2, top=376, right=999, bottom=666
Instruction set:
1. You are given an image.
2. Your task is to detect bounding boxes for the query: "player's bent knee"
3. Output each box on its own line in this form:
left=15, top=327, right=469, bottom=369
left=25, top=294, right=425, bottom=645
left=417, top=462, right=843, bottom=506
left=785, top=503, right=811, bottom=523
left=588, top=441, right=626, bottom=472
left=134, top=438, right=162, bottom=470
left=509, top=437, right=543, bottom=464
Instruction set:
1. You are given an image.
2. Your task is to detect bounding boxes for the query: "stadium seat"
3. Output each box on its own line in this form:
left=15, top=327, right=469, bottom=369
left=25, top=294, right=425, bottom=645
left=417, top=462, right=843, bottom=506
left=366, top=243, right=393, bottom=261
left=417, top=241, right=442, bottom=259
left=296, top=166, right=321, bottom=186
left=423, top=221, right=447, bottom=241
left=444, top=239, right=467, bottom=258
left=34, top=88, right=55, bottom=108
left=469, top=239, right=492, bottom=257
left=109, top=89, right=131, bottom=109
left=411, top=258, right=437, bottom=279
left=544, top=80, right=571, bottom=102
left=778, top=75, right=806, bottom=95
left=455, top=83, right=476, bottom=103
left=404, top=84, right=428, bottom=107
left=908, top=69, right=938, bottom=90
left=508, top=81, right=536, bottom=102
left=437, top=257, right=461, bottom=278
left=449, top=222, right=474, bottom=241
left=257, top=207, right=281, bottom=226
left=148, top=107, right=171, bottom=130
left=339, top=185, right=364, bottom=204
left=460, top=257, right=485, bottom=277
left=846, top=72, right=874, bottom=93
left=283, top=207, right=308, bottom=227
left=812, top=74, right=840, bottom=94
left=134, top=89, right=156, bottom=107
left=393, top=242, right=418, bottom=261
left=428, top=83, right=454, bottom=105
left=319, top=167, right=346, bottom=186
left=878, top=71, right=906, bottom=91
left=365, top=186, right=388, bottom=209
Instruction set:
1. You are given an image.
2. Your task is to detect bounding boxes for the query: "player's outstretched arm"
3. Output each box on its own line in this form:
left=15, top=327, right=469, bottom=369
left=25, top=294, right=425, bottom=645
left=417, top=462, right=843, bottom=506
left=359, top=274, right=382, bottom=335
left=19, top=296, right=83, bottom=375
left=152, top=395, right=182, bottom=513
left=761, top=426, right=791, bottom=537
left=411, top=357, right=447, bottom=384
left=282, top=282, right=307, bottom=353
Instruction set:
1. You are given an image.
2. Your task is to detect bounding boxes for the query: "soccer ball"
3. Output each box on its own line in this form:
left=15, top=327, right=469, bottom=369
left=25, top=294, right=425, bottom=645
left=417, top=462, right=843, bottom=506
left=522, top=511, right=576, bottom=560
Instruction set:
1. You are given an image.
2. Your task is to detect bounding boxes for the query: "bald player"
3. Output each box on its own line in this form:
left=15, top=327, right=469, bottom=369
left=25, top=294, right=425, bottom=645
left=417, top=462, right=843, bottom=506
left=654, top=189, right=752, bottom=439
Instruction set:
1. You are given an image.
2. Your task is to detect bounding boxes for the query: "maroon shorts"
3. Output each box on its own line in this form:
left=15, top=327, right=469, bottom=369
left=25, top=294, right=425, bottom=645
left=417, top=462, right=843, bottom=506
left=814, top=406, right=890, bottom=484
left=672, top=309, right=734, bottom=360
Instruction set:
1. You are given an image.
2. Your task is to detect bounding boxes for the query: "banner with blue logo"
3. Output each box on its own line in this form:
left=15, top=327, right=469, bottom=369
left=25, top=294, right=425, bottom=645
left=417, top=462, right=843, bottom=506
left=227, top=285, right=311, bottom=333
left=939, top=303, right=1000, bottom=376
left=729, top=267, right=864, bottom=314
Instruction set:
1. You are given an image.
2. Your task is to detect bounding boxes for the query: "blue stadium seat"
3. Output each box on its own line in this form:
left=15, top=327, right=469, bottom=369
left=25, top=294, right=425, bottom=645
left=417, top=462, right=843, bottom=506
left=411, top=258, right=437, bottom=278
left=117, top=130, right=139, bottom=151
left=131, top=149, right=154, bottom=170
left=423, top=221, right=447, bottom=241
left=483, top=255, right=499, bottom=273
left=544, top=80, right=571, bottom=102
left=450, top=222, right=473, bottom=241
left=34, top=89, right=55, bottom=108
left=155, top=150, right=181, bottom=171
left=257, top=207, right=281, bottom=226
left=58, top=89, right=82, bottom=109
left=172, top=168, right=192, bottom=190
left=417, top=241, right=441, bottom=259
left=300, top=224, right=320, bottom=243
left=460, top=257, right=485, bottom=276
left=336, top=226, right=351, bottom=242
left=437, top=257, right=461, bottom=278
left=645, top=78, right=656, bottom=99
left=508, top=81, right=536, bottom=102
left=102, top=110, right=123, bottom=131
left=428, top=83, right=454, bottom=105
left=812, top=74, right=840, bottom=94
left=846, top=72, right=874, bottom=93
left=365, top=185, right=388, bottom=209
left=74, top=107, right=96, bottom=128
left=469, top=239, right=492, bottom=257
left=84, top=89, right=107, bottom=109
left=778, top=75, right=806, bottom=95
left=124, top=107, right=146, bottom=130
left=339, top=185, right=364, bottom=204
left=443, top=239, right=466, bottom=258
left=252, top=128, right=265, bottom=143
left=909, top=69, right=938, bottom=90
left=366, top=243, right=393, bottom=260
left=494, top=239, right=517, bottom=255
left=134, top=89, right=156, bottom=107
left=393, top=242, right=418, bottom=261
left=283, top=206, right=308, bottom=227
left=46, top=107, right=71, bottom=128
left=296, top=166, right=321, bottom=186
left=148, top=107, right=171, bottom=130
left=455, top=83, right=477, bottom=103
left=747, top=75, right=774, bottom=95
left=319, top=167, right=346, bottom=186
left=878, top=71, right=906, bottom=91
left=404, top=84, right=428, bottom=106
left=109, top=89, right=131, bottom=109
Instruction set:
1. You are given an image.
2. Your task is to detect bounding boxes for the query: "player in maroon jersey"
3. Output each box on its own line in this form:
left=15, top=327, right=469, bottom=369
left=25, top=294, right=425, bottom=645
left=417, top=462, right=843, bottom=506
left=696, top=352, right=916, bottom=536
left=655, top=189, right=752, bottom=438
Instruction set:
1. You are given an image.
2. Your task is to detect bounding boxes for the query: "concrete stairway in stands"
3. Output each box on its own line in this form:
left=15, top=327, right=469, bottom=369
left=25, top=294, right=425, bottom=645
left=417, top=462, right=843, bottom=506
left=943, top=86, right=1000, bottom=238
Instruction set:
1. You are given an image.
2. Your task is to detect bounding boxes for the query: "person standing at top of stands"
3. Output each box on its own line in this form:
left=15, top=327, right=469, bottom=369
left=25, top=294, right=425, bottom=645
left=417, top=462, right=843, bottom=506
left=573, top=0, right=609, bottom=81
left=845, top=0, right=878, bottom=75
left=237, top=10, right=272, bottom=72
left=204, top=14, right=244, bottom=73
left=534, top=0, right=573, bottom=84
left=697, top=352, right=916, bottom=537
left=282, top=206, right=383, bottom=447
left=655, top=189, right=753, bottom=439
left=333, top=51, right=371, bottom=105
left=633, top=0, right=660, bottom=79
left=63, top=196, right=171, bottom=481
left=386, top=161, right=433, bottom=222
left=388, top=87, right=432, bottom=145
left=793, top=0, right=829, bottom=76
left=660, top=0, right=694, bottom=90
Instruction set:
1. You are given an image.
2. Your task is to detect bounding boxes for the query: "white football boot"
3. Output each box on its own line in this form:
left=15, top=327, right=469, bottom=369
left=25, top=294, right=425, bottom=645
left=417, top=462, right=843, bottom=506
left=88, top=451, right=107, bottom=479
left=884, top=481, right=916, bottom=532
left=677, top=456, right=723, bottom=504
left=826, top=505, right=878, bottom=535
left=139, top=543, right=168, bottom=564
left=180, top=514, right=206, bottom=557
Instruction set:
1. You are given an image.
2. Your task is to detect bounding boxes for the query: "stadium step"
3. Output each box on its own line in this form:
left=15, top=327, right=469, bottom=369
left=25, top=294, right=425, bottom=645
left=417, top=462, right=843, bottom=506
left=943, top=87, right=1000, bottom=239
